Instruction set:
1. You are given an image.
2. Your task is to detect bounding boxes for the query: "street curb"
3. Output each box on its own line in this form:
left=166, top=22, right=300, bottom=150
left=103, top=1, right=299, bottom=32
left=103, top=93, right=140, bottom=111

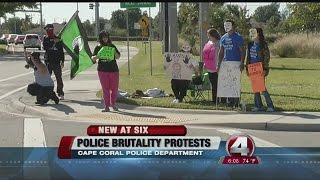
left=186, top=122, right=320, bottom=132
left=13, top=94, right=320, bottom=132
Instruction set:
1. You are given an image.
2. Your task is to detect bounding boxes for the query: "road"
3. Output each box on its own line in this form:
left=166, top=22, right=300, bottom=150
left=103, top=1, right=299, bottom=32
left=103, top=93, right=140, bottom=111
left=1, top=43, right=320, bottom=149
left=1, top=43, right=320, bottom=179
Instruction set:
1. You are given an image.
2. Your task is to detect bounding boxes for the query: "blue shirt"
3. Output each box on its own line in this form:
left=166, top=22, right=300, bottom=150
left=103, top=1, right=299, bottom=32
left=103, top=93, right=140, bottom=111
left=249, top=42, right=262, bottom=64
left=220, top=32, right=244, bottom=61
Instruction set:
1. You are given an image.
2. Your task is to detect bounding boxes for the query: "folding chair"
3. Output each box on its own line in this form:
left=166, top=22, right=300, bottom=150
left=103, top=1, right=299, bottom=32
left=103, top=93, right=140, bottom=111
left=186, top=72, right=211, bottom=102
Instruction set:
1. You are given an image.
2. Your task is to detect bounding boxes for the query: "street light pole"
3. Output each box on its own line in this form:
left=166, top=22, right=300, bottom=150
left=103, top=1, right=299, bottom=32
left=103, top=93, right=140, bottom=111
left=149, top=7, right=152, bottom=76
left=40, top=2, right=43, bottom=31
left=126, top=10, right=130, bottom=75
left=199, top=3, right=209, bottom=62
left=95, top=2, right=100, bottom=38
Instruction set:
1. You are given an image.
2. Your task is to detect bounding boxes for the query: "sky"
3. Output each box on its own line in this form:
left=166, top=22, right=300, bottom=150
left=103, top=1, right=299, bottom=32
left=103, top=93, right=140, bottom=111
left=0, top=2, right=287, bottom=24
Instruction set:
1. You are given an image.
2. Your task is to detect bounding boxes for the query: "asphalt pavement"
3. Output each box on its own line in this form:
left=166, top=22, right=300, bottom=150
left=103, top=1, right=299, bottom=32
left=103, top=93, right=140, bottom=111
left=1, top=42, right=320, bottom=150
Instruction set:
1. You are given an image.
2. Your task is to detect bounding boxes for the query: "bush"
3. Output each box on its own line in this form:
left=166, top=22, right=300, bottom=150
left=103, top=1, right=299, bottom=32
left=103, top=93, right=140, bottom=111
left=271, top=33, right=320, bottom=58
left=0, top=39, right=7, bottom=45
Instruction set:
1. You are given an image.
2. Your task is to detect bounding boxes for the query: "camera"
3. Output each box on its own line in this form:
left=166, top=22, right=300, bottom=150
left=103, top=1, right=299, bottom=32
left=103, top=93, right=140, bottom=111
left=25, top=52, right=40, bottom=69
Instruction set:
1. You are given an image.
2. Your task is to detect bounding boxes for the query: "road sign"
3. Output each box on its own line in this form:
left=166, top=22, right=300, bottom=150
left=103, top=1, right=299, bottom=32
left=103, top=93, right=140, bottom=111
left=120, top=2, right=156, bottom=9
left=139, top=15, right=149, bottom=37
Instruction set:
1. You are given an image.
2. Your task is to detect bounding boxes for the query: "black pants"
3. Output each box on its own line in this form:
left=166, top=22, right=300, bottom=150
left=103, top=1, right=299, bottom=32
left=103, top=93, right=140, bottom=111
left=47, top=63, right=64, bottom=96
left=208, top=72, right=218, bottom=102
left=27, top=83, right=59, bottom=105
left=171, top=79, right=190, bottom=102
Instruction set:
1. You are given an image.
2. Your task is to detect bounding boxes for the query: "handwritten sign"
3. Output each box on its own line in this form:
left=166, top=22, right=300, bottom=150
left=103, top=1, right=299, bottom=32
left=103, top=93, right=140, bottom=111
left=163, top=53, right=195, bottom=80
left=97, top=46, right=115, bottom=62
left=248, top=62, right=266, bottom=93
left=217, top=61, right=241, bottom=97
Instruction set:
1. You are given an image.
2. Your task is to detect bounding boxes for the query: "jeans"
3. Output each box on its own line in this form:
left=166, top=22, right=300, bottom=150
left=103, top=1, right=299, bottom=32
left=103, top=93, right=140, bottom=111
left=208, top=72, right=218, bottom=102
left=27, top=83, right=59, bottom=105
left=171, top=79, right=190, bottom=102
left=47, top=63, right=64, bottom=96
left=254, top=90, right=274, bottom=109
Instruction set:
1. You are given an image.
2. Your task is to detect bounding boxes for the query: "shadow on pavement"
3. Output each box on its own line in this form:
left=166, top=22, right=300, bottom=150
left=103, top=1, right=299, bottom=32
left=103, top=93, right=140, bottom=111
left=43, top=103, right=76, bottom=115
left=63, top=99, right=103, bottom=109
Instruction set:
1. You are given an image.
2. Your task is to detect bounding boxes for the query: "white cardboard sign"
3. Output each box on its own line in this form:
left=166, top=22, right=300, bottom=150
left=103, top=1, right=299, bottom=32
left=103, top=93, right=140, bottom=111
left=217, top=61, right=241, bottom=97
left=164, top=53, right=194, bottom=80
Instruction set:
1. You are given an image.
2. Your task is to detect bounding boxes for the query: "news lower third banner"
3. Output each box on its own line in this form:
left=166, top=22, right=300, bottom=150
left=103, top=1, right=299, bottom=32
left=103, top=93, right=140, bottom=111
left=1, top=125, right=320, bottom=179
left=58, top=136, right=221, bottom=159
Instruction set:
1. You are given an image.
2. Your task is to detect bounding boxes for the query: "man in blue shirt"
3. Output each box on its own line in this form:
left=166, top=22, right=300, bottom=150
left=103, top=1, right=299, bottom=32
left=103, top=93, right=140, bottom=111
left=217, top=19, right=245, bottom=107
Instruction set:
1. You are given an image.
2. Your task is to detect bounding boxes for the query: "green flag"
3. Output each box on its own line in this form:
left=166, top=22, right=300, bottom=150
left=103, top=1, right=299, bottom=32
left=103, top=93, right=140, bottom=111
left=58, top=11, right=93, bottom=79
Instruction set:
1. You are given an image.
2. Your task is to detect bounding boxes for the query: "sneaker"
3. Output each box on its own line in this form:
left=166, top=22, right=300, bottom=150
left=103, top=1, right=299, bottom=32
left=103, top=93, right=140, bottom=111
left=266, top=107, right=275, bottom=112
left=252, top=107, right=262, bottom=112
left=172, top=99, right=179, bottom=103
left=112, top=105, right=119, bottom=111
left=53, top=96, right=59, bottom=104
left=59, top=95, right=64, bottom=100
left=102, top=107, right=110, bottom=112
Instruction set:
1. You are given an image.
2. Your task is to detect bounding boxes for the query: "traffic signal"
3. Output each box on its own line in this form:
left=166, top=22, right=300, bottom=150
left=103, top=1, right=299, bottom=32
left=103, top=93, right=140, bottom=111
left=89, top=3, right=94, bottom=9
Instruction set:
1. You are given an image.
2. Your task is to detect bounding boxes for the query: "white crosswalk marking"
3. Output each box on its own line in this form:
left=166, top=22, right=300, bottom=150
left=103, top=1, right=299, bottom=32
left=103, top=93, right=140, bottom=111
left=216, top=128, right=280, bottom=147
left=0, top=72, right=33, bottom=83
left=23, top=118, right=47, bottom=147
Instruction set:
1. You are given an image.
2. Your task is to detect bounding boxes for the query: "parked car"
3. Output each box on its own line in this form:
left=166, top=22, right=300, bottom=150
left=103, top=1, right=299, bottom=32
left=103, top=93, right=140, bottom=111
left=6, top=34, right=18, bottom=44
left=23, top=34, right=41, bottom=50
left=0, top=34, right=9, bottom=40
left=14, top=35, right=25, bottom=45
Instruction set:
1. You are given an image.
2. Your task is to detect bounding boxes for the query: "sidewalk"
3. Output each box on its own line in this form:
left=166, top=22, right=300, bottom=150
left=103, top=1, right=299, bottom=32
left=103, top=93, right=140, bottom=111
left=16, top=81, right=320, bottom=132
left=13, top=46, right=320, bottom=132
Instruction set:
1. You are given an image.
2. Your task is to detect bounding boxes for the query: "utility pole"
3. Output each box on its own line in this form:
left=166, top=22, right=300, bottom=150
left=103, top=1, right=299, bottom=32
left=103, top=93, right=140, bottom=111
left=149, top=7, right=153, bottom=75
left=14, top=13, right=17, bottom=33
left=169, top=3, right=178, bottom=52
left=159, top=2, right=163, bottom=41
left=95, top=2, right=100, bottom=38
left=40, top=2, right=43, bottom=32
left=126, top=10, right=130, bottom=75
left=199, top=3, right=209, bottom=61
left=163, top=2, right=169, bottom=53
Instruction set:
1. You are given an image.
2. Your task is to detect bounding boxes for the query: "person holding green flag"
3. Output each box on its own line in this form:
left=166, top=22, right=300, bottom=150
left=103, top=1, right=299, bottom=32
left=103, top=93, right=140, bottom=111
left=58, top=11, right=93, bottom=80
left=91, top=31, right=121, bottom=112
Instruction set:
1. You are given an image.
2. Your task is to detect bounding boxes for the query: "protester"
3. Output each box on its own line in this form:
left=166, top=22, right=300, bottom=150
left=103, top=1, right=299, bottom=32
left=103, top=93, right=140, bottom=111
left=43, top=24, right=65, bottom=100
left=26, top=52, right=59, bottom=105
left=218, top=19, right=245, bottom=107
left=91, top=30, right=121, bottom=112
left=170, top=44, right=199, bottom=103
left=246, top=28, right=275, bottom=112
left=203, top=28, right=220, bottom=102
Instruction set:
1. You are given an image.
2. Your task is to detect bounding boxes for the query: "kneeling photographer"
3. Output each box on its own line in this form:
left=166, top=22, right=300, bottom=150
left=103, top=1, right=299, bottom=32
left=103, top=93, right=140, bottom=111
left=26, top=51, right=59, bottom=105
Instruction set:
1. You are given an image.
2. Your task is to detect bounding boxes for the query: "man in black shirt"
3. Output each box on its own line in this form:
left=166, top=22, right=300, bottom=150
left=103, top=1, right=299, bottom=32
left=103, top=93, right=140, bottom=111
left=43, top=24, right=65, bottom=100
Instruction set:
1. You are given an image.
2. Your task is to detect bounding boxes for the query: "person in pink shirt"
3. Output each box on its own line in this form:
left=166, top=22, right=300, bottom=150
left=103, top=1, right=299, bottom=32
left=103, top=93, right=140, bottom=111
left=203, top=28, right=221, bottom=102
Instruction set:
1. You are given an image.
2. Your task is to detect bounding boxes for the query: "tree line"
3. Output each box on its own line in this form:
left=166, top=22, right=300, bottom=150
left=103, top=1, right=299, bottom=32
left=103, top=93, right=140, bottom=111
left=178, top=2, right=320, bottom=50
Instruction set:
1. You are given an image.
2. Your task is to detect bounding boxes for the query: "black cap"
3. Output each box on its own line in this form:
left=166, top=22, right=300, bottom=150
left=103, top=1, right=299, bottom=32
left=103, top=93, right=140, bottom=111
left=44, top=24, right=54, bottom=30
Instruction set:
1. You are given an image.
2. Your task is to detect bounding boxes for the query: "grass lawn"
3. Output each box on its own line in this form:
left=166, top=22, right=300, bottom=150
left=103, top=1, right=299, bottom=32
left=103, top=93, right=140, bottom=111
left=99, top=41, right=320, bottom=112
left=0, top=44, right=7, bottom=55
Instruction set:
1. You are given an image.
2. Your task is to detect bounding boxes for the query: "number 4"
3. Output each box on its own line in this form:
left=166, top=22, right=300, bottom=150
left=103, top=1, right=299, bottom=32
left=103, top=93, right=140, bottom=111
left=230, top=137, right=249, bottom=156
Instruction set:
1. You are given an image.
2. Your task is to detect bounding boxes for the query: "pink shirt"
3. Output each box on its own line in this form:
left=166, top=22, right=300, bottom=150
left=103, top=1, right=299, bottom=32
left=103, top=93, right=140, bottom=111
left=203, top=41, right=218, bottom=72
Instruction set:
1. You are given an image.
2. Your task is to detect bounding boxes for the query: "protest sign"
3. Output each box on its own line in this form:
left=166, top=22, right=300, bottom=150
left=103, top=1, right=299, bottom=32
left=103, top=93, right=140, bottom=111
left=163, top=53, right=194, bottom=80
left=217, top=61, right=241, bottom=97
left=248, top=62, right=266, bottom=93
